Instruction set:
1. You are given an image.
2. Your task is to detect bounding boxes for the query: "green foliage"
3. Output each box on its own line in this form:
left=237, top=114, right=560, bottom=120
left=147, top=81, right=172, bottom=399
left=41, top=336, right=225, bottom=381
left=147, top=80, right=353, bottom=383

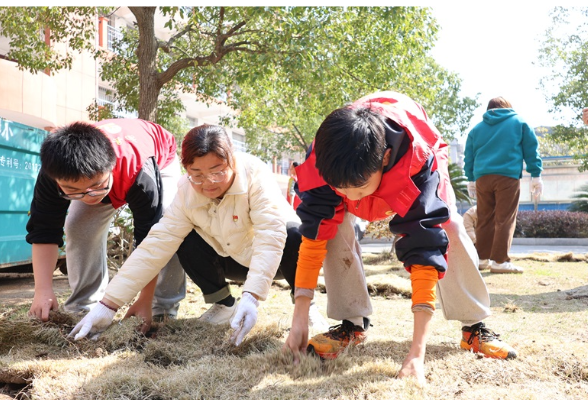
left=86, top=100, right=115, bottom=122
left=536, top=127, right=568, bottom=157
left=568, top=183, right=588, bottom=213
left=544, top=125, right=588, bottom=171
left=231, top=7, right=479, bottom=160
left=538, top=7, right=588, bottom=118
left=515, top=210, right=588, bottom=238
left=0, top=7, right=113, bottom=73
left=449, top=162, right=472, bottom=205
left=162, top=115, right=191, bottom=156
left=1, top=6, right=478, bottom=156
left=538, top=7, right=588, bottom=170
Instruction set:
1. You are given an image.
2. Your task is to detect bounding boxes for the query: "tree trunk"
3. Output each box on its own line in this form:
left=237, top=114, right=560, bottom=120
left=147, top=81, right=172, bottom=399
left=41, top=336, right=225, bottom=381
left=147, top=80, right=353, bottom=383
left=129, top=7, right=160, bottom=122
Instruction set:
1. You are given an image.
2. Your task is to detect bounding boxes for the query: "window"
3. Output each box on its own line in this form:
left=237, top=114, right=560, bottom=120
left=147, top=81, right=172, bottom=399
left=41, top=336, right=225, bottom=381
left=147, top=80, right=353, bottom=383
left=231, top=132, right=246, bottom=153
left=98, top=87, right=137, bottom=119
left=187, top=116, right=198, bottom=128
left=107, top=25, right=123, bottom=52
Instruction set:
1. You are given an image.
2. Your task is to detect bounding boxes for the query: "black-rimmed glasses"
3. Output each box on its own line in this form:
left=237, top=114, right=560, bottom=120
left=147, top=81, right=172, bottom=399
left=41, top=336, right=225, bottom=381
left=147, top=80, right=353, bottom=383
left=57, top=174, right=112, bottom=200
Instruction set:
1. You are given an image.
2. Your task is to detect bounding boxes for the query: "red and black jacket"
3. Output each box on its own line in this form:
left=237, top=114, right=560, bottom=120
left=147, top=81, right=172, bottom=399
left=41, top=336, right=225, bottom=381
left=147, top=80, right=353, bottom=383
left=26, top=119, right=177, bottom=247
left=295, top=92, right=452, bottom=280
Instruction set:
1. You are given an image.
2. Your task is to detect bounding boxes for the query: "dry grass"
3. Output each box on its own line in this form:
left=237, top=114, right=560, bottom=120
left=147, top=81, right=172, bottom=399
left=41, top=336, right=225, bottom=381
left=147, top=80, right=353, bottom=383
left=1, top=253, right=587, bottom=399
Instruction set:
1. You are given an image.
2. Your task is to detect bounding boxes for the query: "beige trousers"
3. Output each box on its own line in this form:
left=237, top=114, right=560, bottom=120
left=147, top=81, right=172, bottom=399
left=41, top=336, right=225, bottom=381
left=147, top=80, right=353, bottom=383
left=323, top=206, right=491, bottom=326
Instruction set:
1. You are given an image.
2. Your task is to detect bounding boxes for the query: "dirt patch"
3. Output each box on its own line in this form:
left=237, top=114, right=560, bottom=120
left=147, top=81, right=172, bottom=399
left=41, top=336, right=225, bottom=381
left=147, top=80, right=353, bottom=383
left=0, top=271, right=70, bottom=308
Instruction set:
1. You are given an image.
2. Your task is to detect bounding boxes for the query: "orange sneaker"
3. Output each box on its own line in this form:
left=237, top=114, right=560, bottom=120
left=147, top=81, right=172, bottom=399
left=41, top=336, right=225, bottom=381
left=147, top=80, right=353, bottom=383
left=460, top=322, right=517, bottom=360
left=307, top=320, right=367, bottom=360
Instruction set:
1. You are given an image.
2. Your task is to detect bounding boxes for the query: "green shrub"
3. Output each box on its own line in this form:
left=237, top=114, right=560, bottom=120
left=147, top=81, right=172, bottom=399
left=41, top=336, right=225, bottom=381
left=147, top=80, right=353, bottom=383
left=365, top=210, right=588, bottom=240
left=515, top=210, right=588, bottom=238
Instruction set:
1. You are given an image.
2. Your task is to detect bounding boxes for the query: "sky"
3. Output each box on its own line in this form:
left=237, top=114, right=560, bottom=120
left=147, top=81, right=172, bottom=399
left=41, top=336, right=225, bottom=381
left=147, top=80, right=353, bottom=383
left=429, top=4, right=564, bottom=136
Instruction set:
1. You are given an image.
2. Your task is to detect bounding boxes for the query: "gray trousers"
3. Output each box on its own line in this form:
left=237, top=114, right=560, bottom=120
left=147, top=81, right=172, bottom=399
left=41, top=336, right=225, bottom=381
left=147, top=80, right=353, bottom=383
left=323, top=207, right=491, bottom=327
left=63, top=156, right=186, bottom=315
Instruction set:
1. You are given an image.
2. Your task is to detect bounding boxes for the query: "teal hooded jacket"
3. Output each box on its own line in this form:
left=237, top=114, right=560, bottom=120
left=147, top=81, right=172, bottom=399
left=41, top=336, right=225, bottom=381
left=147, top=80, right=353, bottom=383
left=464, top=108, right=542, bottom=181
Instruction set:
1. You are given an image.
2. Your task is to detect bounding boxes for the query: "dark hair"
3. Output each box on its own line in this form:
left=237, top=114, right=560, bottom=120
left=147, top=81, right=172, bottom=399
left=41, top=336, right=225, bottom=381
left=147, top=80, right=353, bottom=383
left=487, top=96, right=512, bottom=110
left=181, top=124, right=234, bottom=169
left=292, top=162, right=299, bottom=167
left=40, top=121, right=117, bottom=181
left=314, top=106, right=387, bottom=188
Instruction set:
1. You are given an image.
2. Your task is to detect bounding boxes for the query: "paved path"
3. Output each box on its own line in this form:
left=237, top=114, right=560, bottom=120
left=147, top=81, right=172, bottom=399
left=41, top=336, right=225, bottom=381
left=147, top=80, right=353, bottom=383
left=360, top=239, right=588, bottom=256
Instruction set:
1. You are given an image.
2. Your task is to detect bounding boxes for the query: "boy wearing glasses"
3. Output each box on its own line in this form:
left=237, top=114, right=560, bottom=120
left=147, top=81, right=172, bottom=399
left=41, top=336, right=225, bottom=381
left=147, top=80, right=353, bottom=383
left=26, top=119, right=186, bottom=325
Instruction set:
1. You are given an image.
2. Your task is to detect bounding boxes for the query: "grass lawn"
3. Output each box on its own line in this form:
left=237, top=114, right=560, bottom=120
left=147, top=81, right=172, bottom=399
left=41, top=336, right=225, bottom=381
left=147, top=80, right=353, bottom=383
left=1, top=252, right=587, bottom=399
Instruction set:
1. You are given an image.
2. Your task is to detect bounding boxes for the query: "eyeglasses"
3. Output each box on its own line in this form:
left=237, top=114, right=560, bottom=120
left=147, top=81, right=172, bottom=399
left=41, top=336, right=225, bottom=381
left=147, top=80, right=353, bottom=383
left=187, top=169, right=228, bottom=185
left=57, top=174, right=112, bottom=200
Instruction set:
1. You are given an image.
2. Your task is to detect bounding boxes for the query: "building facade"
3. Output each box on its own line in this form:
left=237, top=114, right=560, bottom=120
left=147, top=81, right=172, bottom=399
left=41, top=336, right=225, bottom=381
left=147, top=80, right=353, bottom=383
left=450, top=137, right=588, bottom=212
left=0, top=8, right=247, bottom=150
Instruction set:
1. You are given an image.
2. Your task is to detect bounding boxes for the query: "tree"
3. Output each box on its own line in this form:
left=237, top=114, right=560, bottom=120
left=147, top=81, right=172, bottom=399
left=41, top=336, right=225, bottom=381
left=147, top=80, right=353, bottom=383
left=538, top=7, right=588, bottom=170
left=231, top=7, right=479, bottom=160
left=569, top=183, right=588, bottom=213
left=1, top=6, right=478, bottom=152
left=0, top=6, right=111, bottom=73
left=449, top=162, right=472, bottom=205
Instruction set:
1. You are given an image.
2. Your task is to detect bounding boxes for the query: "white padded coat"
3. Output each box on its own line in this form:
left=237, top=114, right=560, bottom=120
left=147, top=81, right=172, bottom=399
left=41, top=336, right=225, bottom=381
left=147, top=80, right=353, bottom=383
left=103, top=152, right=300, bottom=306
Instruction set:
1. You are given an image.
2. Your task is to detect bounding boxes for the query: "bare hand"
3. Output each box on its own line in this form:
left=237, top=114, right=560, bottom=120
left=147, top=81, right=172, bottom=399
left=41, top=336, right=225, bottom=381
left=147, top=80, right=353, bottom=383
left=29, top=289, right=59, bottom=321
left=124, top=299, right=153, bottom=334
left=582, top=108, right=588, bottom=126
left=398, top=355, right=426, bottom=386
left=282, top=317, right=309, bottom=365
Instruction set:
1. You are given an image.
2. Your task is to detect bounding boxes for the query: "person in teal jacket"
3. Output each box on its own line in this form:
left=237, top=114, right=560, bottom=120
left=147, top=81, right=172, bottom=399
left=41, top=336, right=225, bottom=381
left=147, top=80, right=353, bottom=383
left=464, top=96, right=543, bottom=274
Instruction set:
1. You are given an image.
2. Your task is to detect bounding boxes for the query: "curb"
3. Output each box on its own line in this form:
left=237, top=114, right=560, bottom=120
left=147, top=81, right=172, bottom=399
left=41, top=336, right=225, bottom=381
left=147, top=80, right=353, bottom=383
left=512, top=237, right=588, bottom=246
left=361, top=237, right=588, bottom=246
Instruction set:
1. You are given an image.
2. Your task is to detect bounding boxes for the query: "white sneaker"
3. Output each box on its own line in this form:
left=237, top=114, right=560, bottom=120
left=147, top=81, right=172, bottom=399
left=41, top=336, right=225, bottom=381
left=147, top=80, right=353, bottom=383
left=490, top=261, right=524, bottom=274
left=308, top=302, right=330, bottom=331
left=198, top=302, right=238, bottom=325
left=479, top=259, right=491, bottom=271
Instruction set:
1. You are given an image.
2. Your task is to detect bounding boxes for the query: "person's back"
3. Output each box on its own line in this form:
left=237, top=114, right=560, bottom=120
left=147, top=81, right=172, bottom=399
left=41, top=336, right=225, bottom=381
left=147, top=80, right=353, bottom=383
left=464, top=97, right=542, bottom=274
left=465, top=109, right=541, bottom=181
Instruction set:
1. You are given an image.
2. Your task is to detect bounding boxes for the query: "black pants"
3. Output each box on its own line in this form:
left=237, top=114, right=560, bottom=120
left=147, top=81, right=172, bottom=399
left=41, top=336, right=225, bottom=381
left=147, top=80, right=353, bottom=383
left=176, top=221, right=301, bottom=303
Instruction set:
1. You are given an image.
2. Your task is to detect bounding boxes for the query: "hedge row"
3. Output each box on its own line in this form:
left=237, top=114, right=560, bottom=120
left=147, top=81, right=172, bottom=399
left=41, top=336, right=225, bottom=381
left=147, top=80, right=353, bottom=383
left=515, top=210, right=588, bottom=238
left=366, top=210, right=588, bottom=239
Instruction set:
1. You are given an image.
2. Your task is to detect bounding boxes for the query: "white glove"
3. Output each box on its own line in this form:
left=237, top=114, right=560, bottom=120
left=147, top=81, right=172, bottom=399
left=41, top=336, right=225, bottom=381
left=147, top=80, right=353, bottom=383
left=531, top=177, right=543, bottom=199
left=229, top=292, right=259, bottom=346
left=68, top=302, right=117, bottom=341
left=467, top=181, right=476, bottom=199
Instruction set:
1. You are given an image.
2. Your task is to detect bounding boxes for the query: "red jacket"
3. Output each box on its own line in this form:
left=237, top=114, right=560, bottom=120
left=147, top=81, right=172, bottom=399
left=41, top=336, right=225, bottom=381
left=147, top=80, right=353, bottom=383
left=27, top=119, right=177, bottom=247
left=295, top=92, right=452, bottom=287
left=95, top=119, right=176, bottom=209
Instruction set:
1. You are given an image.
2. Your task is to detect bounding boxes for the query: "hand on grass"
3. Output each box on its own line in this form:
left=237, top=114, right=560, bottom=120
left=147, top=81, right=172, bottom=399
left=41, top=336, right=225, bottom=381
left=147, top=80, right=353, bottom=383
left=398, top=354, right=426, bottom=386
left=229, top=292, right=259, bottom=346
left=281, top=309, right=310, bottom=365
left=124, top=298, right=152, bottom=334
left=29, top=289, right=59, bottom=322
left=68, top=302, right=117, bottom=340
